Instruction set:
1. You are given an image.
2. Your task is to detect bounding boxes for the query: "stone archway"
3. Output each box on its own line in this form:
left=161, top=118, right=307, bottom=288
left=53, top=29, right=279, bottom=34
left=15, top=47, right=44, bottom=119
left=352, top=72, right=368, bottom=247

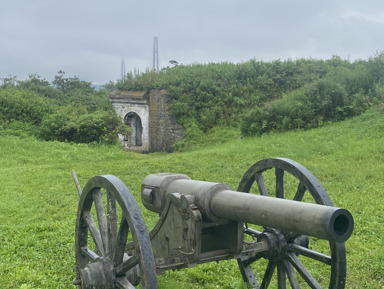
left=109, top=90, right=184, bottom=152
left=124, top=112, right=143, bottom=146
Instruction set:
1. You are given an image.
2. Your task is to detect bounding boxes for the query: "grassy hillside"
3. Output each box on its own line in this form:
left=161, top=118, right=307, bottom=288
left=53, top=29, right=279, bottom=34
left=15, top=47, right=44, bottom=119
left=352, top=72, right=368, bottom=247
left=0, top=107, right=383, bottom=288
left=116, top=54, right=384, bottom=138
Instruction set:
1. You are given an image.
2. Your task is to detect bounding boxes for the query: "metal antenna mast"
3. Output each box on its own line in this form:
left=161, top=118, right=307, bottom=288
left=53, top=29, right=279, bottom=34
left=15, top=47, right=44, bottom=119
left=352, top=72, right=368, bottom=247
left=121, top=57, right=126, bottom=79
left=153, top=36, right=159, bottom=72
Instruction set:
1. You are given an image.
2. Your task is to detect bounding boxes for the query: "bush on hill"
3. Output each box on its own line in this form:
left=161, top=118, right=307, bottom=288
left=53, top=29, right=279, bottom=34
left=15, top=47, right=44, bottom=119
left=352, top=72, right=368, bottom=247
left=0, top=87, right=54, bottom=126
left=39, top=104, right=123, bottom=144
left=114, top=52, right=384, bottom=138
left=0, top=72, right=123, bottom=144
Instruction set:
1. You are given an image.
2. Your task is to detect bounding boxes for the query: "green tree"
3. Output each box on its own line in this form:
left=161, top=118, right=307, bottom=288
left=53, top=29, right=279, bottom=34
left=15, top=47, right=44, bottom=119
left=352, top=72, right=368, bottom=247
left=52, top=70, right=93, bottom=93
left=0, top=75, right=17, bottom=88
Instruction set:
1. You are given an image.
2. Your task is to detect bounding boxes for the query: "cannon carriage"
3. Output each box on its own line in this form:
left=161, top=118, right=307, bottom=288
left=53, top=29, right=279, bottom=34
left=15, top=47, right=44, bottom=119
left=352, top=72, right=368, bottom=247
left=72, top=158, right=354, bottom=289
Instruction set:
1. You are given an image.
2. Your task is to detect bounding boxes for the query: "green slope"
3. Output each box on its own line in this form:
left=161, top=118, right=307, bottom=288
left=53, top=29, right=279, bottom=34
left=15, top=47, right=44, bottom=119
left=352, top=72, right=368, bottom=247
left=0, top=108, right=383, bottom=288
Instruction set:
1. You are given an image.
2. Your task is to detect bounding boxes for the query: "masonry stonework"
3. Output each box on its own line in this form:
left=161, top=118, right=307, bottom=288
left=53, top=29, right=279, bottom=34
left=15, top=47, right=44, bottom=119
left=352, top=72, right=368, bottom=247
left=108, top=90, right=184, bottom=153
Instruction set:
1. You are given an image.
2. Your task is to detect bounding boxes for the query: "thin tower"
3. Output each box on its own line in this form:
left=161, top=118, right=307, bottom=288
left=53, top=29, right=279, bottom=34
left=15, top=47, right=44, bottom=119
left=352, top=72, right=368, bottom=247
left=121, top=57, right=126, bottom=79
left=153, top=36, right=159, bottom=72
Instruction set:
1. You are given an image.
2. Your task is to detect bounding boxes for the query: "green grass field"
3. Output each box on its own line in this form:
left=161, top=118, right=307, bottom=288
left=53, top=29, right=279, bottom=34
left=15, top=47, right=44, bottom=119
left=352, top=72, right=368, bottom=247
left=0, top=108, right=383, bottom=288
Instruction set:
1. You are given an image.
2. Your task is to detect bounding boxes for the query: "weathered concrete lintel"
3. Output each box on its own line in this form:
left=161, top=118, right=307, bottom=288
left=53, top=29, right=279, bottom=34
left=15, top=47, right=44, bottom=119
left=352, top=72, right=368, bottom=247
left=110, top=99, right=148, bottom=105
left=109, top=90, right=148, bottom=99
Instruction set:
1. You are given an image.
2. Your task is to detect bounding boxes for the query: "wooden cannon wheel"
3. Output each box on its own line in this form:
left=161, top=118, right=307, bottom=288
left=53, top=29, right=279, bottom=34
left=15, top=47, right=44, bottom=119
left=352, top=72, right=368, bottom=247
left=74, top=174, right=158, bottom=289
left=237, top=158, right=347, bottom=289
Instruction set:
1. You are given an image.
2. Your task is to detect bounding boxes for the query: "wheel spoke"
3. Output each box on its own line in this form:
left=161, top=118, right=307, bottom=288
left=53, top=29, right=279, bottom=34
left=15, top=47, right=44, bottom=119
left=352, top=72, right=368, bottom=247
left=93, top=189, right=109, bottom=255
left=116, top=276, right=136, bottom=289
left=83, top=211, right=105, bottom=256
left=261, top=260, right=276, bottom=289
left=293, top=182, right=307, bottom=201
left=277, top=261, right=286, bottom=288
left=330, top=242, right=347, bottom=288
left=113, top=215, right=130, bottom=266
left=285, top=259, right=301, bottom=289
left=107, top=191, right=118, bottom=257
left=81, top=246, right=100, bottom=261
left=288, top=244, right=332, bottom=265
left=115, top=254, right=139, bottom=276
left=287, top=252, right=322, bottom=289
left=237, top=260, right=260, bottom=289
left=255, top=172, right=269, bottom=196
left=275, top=168, right=284, bottom=198
left=242, top=252, right=264, bottom=266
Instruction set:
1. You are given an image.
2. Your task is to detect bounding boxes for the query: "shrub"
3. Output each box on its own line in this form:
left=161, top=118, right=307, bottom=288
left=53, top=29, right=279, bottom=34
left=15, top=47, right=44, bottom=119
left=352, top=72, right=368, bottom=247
left=240, top=80, right=348, bottom=136
left=39, top=104, right=122, bottom=144
left=0, top=88, right=54, bottom=125
left=306, top=79, right=348, bottom=121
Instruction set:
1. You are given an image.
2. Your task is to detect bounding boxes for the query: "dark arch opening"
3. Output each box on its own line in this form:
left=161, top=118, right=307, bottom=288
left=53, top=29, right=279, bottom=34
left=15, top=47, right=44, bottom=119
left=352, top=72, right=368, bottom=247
left=124, top=112, right=142, bottom=146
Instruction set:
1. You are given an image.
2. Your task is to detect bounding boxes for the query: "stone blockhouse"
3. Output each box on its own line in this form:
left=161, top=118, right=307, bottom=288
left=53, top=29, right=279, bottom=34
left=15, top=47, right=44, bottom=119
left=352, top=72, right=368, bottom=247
left=108, top=90, right=184, bottom=153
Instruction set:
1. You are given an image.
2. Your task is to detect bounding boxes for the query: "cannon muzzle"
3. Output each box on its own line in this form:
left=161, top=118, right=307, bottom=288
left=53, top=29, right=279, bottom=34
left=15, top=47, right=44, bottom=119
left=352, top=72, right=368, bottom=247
left=141, top=173, right=353, bottom=243
left=211, top=190, right=353, bottom=243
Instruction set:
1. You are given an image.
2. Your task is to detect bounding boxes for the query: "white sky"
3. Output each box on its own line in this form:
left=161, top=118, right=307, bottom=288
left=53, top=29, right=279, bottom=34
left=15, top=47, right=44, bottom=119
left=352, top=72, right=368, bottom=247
left=1, top=0, right=384, bottom=84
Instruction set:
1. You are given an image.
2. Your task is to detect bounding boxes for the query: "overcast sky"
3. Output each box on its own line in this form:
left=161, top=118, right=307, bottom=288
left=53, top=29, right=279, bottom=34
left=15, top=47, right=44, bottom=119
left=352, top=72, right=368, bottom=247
left=1, top=0, right=384, bottom=84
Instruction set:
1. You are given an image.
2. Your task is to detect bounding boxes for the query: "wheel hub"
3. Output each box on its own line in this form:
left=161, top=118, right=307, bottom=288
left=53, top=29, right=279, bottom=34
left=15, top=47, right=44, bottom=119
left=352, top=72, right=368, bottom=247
left=78, top=257, right=116, bottom=289
left=258, top=229, right=310, bottom=262
left=257, top=229, right=284, bottom=261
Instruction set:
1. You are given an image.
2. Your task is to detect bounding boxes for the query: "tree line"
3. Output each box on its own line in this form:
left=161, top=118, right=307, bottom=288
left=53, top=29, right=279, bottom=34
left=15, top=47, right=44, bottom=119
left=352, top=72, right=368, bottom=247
left=2, top=53, right=384, bottom=145
left=0, top=71, right=125, bottom=144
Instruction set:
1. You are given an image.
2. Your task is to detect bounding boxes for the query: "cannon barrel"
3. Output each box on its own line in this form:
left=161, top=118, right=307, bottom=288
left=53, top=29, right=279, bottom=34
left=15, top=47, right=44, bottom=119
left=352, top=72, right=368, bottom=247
left=141, top=173, right=354, bottom=243
left=211, top=190, right=352, bottom=243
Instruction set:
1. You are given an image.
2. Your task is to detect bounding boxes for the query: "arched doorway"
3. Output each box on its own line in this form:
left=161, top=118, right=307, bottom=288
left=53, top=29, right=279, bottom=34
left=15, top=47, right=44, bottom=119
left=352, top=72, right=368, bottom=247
left=124, top=112, right=142, bottom=146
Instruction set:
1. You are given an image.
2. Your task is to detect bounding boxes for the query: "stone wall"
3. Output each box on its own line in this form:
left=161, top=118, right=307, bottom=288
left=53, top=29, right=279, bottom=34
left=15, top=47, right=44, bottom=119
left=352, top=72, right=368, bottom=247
left=148, top=90, right=184, bottom=152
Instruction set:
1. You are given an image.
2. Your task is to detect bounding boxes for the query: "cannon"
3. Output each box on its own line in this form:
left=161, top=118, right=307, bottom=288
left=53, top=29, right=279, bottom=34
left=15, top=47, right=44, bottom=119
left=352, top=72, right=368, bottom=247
left=72, top=158, right=354, bottom=289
